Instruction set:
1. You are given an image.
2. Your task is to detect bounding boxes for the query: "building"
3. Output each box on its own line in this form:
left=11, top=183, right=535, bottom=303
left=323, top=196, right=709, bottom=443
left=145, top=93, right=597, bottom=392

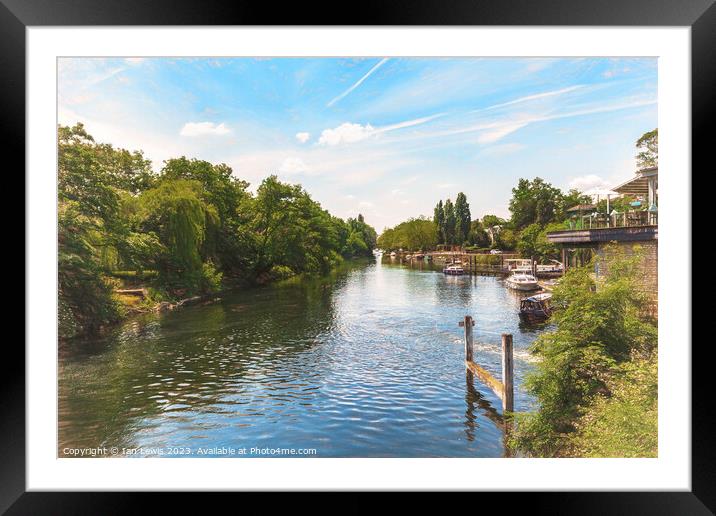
left=546, top=166, right=658, bottom=313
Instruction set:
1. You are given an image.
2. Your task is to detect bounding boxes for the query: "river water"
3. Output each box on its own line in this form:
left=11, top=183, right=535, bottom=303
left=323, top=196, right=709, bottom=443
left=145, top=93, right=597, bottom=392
left=59, top=257, right=549, bottom=458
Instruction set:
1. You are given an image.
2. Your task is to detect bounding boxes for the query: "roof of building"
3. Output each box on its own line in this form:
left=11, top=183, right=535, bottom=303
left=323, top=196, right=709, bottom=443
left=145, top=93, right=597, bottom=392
left=612, top=166, right=658, bottom=196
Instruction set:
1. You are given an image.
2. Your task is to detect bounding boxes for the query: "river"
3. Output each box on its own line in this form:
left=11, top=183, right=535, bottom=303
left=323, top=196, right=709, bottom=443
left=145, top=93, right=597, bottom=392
left=58, top=257, right=549, bottom=458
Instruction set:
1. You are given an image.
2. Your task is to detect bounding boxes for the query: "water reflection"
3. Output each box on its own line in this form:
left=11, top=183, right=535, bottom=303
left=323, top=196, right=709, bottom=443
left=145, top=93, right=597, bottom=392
left=59, top=259, right=547, bottom=457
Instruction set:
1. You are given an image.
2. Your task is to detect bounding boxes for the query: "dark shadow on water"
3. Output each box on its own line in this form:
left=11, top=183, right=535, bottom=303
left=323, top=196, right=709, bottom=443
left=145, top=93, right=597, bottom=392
left=464, top=369, right=504, bottom=440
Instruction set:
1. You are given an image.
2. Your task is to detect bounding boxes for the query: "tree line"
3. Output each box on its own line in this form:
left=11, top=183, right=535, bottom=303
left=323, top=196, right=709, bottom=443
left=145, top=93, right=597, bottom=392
left=377, top=128, right=657, bottom=258
left=58, top=124, right=377, bottom=338
left=376, top=183, right=591, bottom=256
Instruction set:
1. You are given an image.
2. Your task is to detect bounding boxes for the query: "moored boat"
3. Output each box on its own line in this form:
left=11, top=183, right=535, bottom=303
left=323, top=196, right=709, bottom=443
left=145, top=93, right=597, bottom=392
left=505, top=271, right=539, bottom=291
left=443, top=264, right=465, bottom=275
left=519, top=293, right=553, bottom=323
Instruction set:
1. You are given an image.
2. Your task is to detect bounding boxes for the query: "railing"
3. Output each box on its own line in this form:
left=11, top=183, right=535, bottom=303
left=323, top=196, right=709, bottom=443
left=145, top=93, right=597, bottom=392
left=570, top=210, right=657, bottom=230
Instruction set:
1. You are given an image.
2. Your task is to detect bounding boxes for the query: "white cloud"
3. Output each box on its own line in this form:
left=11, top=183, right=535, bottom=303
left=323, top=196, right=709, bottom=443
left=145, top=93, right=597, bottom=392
left=327, top=58, right=389, bottom=107
left=437, top=183, right=456, bottom=189
left=180, top=122, right=231, bottom=137
left=359, top=201, right=373, bottom=208
left=295, top=132, right=310, bottom=143
left=318, top=122, right=375, bottom=146
left=481, top=85, right=584, bottom=112
left=477, top=122, right=528, bottom=144
left=125, top=58, right=146, bottom=65
left=317, top=114, right=443, bottom=146
left=568, top=174, right=613, bottom=192
left=279, top=157, right=309, bottom=174
left=480, top=143, right=526, bottom=156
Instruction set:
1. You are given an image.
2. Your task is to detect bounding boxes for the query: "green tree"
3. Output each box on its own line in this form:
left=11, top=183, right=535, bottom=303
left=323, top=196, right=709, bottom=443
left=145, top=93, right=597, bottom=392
left=433, top=200, right=445, bottom=245
left=516, top=223, right=542, bottom=258
left=561, top=189, right=593, bottom=216
left=636, top=128, right=658, bottom=169
left=509, top=178, right=564, bottom=229
left=139, top=179, right=221, bottom=294
left=496, top=228, right=517, bottom=250
left=443, top=198, right=456, bottom=245
left=467, top=219, right=490, bottom=248
left=454, top=192, right=471, bottom=245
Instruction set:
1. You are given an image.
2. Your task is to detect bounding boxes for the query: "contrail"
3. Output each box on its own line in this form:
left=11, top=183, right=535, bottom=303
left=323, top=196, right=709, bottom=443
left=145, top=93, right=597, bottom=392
left=327, top=58, right=389, bottom=107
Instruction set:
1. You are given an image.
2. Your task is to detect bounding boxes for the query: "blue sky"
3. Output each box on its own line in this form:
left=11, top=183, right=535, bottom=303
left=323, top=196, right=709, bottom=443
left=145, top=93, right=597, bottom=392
left=58, top=57, right=657, bottom=231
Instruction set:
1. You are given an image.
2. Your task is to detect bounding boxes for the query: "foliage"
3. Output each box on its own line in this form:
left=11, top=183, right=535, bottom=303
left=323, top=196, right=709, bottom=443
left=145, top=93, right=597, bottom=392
left=636, top=128, right=658, bottom=169
left=567, top=356, right=657, bottom=457
left=516, top=223, right=542, bottom=258
left=57, top=125, right=377, bottom=337
left=454, top=192, right=471, bottom=245
left=517, top=222, right=565, bottom=261
left=377, top=217, right=437, bottom=251
left=342, top=214, right=377, bottom=258
left=561, top=189, right=593, bottom=213
left=58, top=207, right=125, bottom=338
left=467, top=219, right=490, bottom=248
left=443, top=198, right=456, bottom=245
left=432, top=192, right=471, bottom=246
left=510, top=249, right=657, bottom=457
left=433, top=200, right=445, bottom=245
left=496, top=228, right=518, bottom=250
left=509, top=177, right=564, bottom=229
left=138, top=179, right=218, bottom=293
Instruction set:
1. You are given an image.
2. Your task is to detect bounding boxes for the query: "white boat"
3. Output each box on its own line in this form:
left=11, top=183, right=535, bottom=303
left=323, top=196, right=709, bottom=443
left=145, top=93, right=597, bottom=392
left=443, top=264, right=465, bottom=275
left=505, top=271, right=539, bottom=291
left=535, top=259, right=564, bottom=273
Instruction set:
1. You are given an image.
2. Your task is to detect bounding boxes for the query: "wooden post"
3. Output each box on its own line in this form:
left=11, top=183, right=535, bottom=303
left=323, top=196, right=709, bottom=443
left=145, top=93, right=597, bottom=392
left=501, top=334, right=514, bottom=413
left=461, top=315, right=474, bottom=362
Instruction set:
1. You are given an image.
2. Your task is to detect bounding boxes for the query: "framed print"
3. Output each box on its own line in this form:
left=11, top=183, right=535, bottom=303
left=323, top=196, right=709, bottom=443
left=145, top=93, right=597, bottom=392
left=5, top=0, right=711, bottom=511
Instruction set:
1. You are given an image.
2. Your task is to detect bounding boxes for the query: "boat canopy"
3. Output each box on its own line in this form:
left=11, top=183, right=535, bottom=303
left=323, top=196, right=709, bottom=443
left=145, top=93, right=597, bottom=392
left=524, top=293, right=552, bottom=302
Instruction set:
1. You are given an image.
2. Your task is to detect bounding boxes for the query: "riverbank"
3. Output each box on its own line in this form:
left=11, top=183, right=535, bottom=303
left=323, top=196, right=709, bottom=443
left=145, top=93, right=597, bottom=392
left=63, top=258, right=377, bottom=341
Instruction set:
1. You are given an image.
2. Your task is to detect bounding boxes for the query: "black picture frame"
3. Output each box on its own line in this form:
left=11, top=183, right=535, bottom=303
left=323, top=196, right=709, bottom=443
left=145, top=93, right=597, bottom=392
left=4, top=0, right=708, bottom=511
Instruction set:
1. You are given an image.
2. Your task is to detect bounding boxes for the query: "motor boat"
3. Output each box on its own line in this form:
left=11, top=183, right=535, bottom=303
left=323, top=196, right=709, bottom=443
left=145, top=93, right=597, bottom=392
left=505, top=271, right=539, bottom=291
left=443, top=264, right=465, bottom=275
left=519, top=293, right=553, bottom=323
left=535, top=259, right=564, bottom=274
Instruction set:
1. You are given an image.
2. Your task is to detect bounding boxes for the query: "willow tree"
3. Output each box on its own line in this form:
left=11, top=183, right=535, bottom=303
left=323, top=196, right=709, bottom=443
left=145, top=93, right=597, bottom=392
left=139, top=179, right=220, bottom=293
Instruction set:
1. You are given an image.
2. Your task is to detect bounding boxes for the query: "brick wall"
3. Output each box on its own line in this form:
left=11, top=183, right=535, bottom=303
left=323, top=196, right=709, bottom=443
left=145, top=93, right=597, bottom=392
left=595, top=240, right=658, bottom=316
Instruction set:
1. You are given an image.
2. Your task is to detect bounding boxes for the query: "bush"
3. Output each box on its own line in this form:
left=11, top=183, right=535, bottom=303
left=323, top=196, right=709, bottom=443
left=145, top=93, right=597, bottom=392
left=199, top=260, right=223, bottom=293
left=268, top=265, right=295, bottom=281
left=567, top=356, right=657, bottom=457
left=510, top=248, right=657, bottom=457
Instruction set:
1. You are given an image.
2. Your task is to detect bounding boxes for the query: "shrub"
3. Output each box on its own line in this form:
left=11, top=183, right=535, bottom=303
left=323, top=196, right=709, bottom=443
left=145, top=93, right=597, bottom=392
left=268, top=265, right=295, bottom=281
left=567, top=356, right=657, bottom=457
left=510, top=247, right=657, bottom=457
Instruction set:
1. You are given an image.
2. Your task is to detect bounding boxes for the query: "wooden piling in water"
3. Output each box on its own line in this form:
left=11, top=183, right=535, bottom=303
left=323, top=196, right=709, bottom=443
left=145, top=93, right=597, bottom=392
left=460, top=316, right=514, bottom=415
left=461, top=315, right=474, bottom=362
left=501, top=333, right=514, bottom=413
